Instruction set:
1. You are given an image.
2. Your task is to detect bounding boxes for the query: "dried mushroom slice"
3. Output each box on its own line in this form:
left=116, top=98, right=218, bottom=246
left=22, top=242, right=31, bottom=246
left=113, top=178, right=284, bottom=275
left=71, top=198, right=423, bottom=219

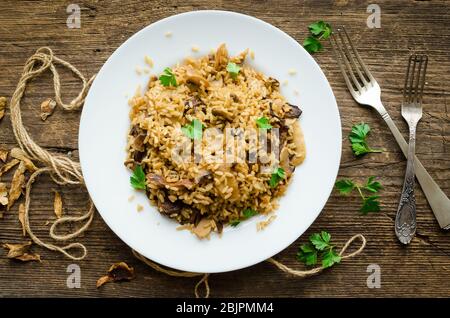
left=18, top=203, right=26, bottom=236
left=2, top=242, right=41, bottom=262
left=53, top=190, right=63, bottom=219
left=40, top=98, right=56, bottom=121
left=10, top=148, right=37, bottom=172
left=7, top=161, right=26, bottom=210
left=0, top=158, right=20, bottom=177
left=0, top=149, right=8, bottom=162
left=96, top=262, right=135, bottom=288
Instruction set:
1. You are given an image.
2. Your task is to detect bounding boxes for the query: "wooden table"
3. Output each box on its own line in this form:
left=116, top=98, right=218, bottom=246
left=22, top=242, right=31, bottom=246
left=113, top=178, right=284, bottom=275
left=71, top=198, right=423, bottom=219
left=0, top=0, right=449, bottom=297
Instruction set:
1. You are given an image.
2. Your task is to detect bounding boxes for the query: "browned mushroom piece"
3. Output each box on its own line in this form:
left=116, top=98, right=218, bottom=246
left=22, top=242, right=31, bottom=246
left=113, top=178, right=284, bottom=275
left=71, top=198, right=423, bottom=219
left=192, top=218, right=216, bottom=239
left=230, top=93, right=240, bottom=103
left=186, top=67, right=209, bottom=87
left=195, top=169, right=213, bottom=185
left=265, top=77, right=280, bottom=93
left=211, top=107, right=234, bottom=122
left=184, top=96, right=204, bottom=113
left=284, top=103, right=302, bottom=119
left=147, top=173, right=194, bottom=190
left=291, top=121, right=306, bottom=166
left=157, top=200, right=184, bottom=216
left=214, top=43, right=229, bottom=70
left=133, top=134, right=146, bottom=152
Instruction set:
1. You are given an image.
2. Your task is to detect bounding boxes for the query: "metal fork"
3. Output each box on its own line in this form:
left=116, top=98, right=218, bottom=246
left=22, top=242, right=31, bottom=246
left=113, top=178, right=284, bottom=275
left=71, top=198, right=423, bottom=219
left=331, top=27, right=450, bottom=230
left=394, top=54, right=427, bottom=244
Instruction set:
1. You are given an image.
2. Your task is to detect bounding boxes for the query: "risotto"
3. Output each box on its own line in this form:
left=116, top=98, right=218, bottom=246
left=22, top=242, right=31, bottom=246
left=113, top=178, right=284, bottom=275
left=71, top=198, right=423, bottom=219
left=125, top=44, right=305, bottom=238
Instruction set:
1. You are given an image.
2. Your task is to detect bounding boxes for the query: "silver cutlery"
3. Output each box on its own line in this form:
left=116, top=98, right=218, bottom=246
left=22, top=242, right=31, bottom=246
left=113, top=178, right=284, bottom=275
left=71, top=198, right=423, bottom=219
left=395, top=54, right=427, bottom=244
left=330, top=26, right=450, bottom=230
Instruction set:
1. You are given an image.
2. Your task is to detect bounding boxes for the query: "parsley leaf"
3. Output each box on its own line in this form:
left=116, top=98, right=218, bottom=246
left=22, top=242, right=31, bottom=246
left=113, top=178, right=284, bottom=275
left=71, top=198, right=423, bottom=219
left=349, top=123, right=383, bottom=156
left=182, top=119, right=203, bottom=140
left=159, top=67, right=177, bottom=87
left=226, top=62, right=241, bottom=79
left=229, top=208, right=258, bottom=227
left=310, top=231, right=331, bottom=251
left=230, top=220, right=241, bottom=227
left=322, top=248, right=342, bottom=268
left=335, top=179, right=355, bottom=194
left=308, top=21, right=332, bottom=40
left=361, top=195, right=381, bottom=214
left=297, top=230, right=341, bottom=268
left=303, top=36, right=323, bottom=54
left=335, top=177, right=382, bottom=214
left=243, top=208, right=258, bottom=219
left=130, top=165, right=146, bottom=190
left=297, top=243, right=318, bottom=266
left=256, top=117, right=272, bottom=129
left=364, top=176, right=383, bottom=193
left=269, top=167, right=286, bottom=188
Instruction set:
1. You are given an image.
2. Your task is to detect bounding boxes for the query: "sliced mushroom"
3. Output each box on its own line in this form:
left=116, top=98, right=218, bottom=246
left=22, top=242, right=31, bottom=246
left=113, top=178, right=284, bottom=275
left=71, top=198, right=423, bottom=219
left=192, top=218, right=216, bottom=239
left=212, top=107, right=234, bottom=121
left=214, top=43, right=229, bottom=70
left=147, top=173, right=194, bottom=190
left=194, top=169, right=212, bottom=185
left=157, top=199, right=184, bottom=216
left=265, top=77, right=280, bottom=93
left=133, top=134, right=146, bottom=152
left=291, top=121, right=306, bottom=166
left=186, top=67, right=209, bottom=87
left=284, top=103, right=302, bottom=119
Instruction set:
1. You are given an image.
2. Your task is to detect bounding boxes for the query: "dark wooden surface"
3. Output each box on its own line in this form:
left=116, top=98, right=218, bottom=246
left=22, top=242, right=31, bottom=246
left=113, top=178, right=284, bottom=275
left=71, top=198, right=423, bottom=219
left=0, top=0, right=449, bottom=297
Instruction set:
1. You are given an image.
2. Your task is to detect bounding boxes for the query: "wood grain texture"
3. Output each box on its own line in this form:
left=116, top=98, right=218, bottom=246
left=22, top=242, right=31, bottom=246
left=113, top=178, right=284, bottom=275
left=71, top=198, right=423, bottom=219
left=0, top=0, right=449, bottom=297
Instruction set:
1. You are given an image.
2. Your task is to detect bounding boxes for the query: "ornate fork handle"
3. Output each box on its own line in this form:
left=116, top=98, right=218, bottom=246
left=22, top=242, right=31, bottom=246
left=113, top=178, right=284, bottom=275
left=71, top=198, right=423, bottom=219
left=395, top=123, right=417, bottom=244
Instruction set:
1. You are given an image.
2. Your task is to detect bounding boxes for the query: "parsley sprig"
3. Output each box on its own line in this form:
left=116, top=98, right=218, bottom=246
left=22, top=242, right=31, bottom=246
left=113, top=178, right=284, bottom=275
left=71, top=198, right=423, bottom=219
left=297, top=231, right=341, bottom=268
left=159, top=67, right=177, bottom=87
left=256, top=117, right=272, bottom=129
left=269, top=167, right=286, bottom=188
left=181, top=119, right=204, bottom=140
left=130, top=165, right=146, bottom=190
left=303, top=21, right=333, bottom=54
left=230, top=208, right=258, bottom=227
left=349, top=123, right=383, bottom=156
left=226, top=62, right=241, bottom=79
left=335, top=176, right=383, bottom=214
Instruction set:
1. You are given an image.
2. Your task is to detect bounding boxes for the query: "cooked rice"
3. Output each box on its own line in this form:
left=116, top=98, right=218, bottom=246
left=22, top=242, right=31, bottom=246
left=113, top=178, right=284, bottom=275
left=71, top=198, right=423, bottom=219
left=125, top=44, right=306, bottom=237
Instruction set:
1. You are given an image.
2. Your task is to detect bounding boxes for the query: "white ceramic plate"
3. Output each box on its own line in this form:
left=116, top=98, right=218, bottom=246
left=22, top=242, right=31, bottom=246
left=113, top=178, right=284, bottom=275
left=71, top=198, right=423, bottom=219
left=79, top=10, right=341, bottom=273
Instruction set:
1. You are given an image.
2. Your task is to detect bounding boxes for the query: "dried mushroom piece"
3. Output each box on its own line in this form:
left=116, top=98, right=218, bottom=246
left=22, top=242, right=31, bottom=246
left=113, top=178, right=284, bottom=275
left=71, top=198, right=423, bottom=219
left=0, top=96, right=6, bottom=121
left=18, top=203, right=26, bottom=236
left=96, top=262, right=135, bottom=288
left=2, top=242, right=41, bottom=262
left=40, top=98, right=56, bottom=121
left=0, top=182, right=8, bottom=206
left=7, top=161, right=26, bottom=210
left=0, top=149, right=8, bottom=162
left=10, top=148, right=37, bottom=172
left=53, top=190, right=63, bottom=219
left=0, top=158, right=20, bottom=177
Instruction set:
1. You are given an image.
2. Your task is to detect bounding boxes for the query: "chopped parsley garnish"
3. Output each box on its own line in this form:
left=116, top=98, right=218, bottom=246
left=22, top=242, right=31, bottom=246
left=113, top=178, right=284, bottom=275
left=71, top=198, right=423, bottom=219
left=230, top=208, right=258, bottom=227
left=226, top=62, right=241, bottom=79
left=159, top=67, right=177, bottom=87
left=181, top=119, right=204, bottom=140
left=297, top=231, right=341, bottom=268
left=349, top=123, right=383, bottom=156
left=308, top=21, right=332, bottom=39
left=335, top=176, right=383, bottom=214
left=269, top=167, right=286, bottom=188
left=130, top=165, right=146, bottom=190
left=256, top=117, right=272, bottom=130
left=303, top=36, right=323, bottom=54
left=303, top=20, right=333, bottom=54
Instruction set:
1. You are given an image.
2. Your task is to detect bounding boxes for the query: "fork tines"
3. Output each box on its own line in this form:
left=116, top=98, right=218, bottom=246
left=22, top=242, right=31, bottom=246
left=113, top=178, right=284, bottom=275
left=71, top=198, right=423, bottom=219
left=330, top=26, right=374, bottom=94
left=404, top=54, right=428, bottom=104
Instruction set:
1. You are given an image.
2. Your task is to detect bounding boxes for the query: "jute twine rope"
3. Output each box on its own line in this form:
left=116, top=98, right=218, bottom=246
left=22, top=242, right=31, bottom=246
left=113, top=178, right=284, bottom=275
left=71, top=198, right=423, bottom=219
left=7, top=47, right=367, bottom=298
